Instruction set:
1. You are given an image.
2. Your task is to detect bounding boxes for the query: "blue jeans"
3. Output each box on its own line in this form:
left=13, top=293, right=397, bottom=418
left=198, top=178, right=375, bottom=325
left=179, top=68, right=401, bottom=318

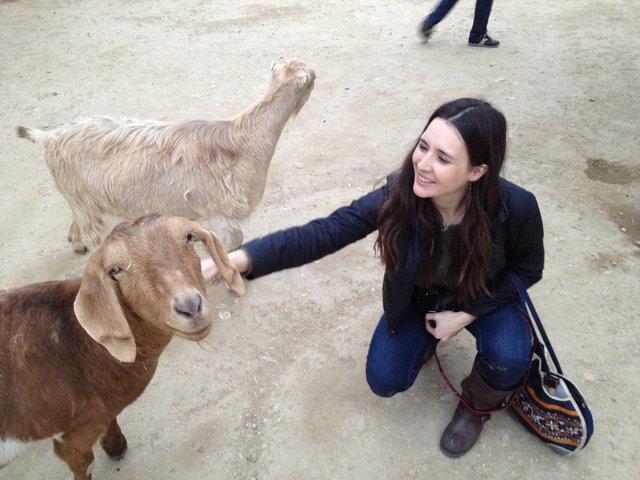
left=365, top=304, right=531, bottom=396
left=425, top=0, right=494, bottom=41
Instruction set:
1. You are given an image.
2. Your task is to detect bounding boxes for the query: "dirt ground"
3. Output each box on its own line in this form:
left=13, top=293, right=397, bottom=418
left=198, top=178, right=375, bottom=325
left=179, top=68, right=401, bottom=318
left=1, top=0, right=639, bottom=479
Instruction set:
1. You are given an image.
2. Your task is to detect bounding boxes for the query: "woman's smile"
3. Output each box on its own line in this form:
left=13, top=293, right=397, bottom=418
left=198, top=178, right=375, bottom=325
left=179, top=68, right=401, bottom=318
left=416, top=174, right=435, bottom=186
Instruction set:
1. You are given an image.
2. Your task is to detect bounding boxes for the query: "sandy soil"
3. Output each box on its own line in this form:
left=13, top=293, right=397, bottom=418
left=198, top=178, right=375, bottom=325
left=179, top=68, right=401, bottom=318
left=1, top=0, right=639, bottom=479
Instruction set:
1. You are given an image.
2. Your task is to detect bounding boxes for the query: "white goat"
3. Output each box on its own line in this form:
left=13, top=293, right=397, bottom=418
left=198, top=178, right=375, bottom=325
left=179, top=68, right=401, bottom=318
left=0, top=214, right=245, bottom=480
left=17, top=59, right=315, bottom=253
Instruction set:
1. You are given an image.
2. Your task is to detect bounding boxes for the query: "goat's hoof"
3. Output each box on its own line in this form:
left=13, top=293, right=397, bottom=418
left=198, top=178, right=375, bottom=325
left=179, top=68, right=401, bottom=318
left=71, top=244, right=89, bottom=255
left=100, top=434, right=128, bottom=460
left=109, top=451, right=127, bottom=461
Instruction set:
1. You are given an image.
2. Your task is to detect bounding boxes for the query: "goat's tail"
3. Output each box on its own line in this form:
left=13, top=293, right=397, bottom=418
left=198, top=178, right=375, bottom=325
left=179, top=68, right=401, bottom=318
left=16, top=125, right=48, bottom=144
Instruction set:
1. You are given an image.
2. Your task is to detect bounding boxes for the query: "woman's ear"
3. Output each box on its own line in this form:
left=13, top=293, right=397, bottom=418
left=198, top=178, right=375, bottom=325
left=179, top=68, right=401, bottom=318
left=470, top=164, right=488, bottom=182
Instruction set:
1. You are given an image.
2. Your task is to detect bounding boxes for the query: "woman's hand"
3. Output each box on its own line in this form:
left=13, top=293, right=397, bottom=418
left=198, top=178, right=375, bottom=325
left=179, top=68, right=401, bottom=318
left=201, top=249, right=250, bottom=284
left=425, top=310, right=476, bottom=342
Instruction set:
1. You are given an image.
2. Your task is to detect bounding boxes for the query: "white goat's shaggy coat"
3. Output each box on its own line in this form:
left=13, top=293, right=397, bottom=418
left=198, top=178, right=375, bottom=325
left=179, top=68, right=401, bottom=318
left=17, top=59, right=315, bottom=253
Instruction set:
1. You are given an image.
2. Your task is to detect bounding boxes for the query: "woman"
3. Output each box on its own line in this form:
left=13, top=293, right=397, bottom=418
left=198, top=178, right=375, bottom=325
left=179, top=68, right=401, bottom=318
left=202, top=98, right=544, bottom=457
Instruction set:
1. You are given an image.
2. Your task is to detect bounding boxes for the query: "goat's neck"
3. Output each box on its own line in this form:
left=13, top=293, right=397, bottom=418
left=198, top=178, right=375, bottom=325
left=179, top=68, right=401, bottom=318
left=225, top=86, right=302, bottom=208
left=80, top=311, right=171, bottom=406
left=127, top=311, right=172, bottom=366
left=233, top=85, right=301, bottom=152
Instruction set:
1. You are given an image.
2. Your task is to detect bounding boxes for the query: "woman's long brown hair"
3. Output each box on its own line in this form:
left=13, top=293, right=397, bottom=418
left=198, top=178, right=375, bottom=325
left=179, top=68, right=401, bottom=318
left=375, top=98, right=507, bottom=305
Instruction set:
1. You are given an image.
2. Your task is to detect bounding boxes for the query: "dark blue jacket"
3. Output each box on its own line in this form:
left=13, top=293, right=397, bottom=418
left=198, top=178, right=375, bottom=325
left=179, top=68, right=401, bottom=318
left=243, top=176, right=544, bottom=330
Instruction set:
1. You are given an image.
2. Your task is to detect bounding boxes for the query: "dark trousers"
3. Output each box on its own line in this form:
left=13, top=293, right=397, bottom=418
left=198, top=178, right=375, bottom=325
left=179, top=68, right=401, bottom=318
left=365, top=304, right=531, bottom=396
left=425, top=0, right=494, bottom=41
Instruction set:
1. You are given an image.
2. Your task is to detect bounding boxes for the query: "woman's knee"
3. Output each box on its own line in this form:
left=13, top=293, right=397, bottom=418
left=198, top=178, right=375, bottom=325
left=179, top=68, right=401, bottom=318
left=475, top=353, right=530, bottom=389
left=474, top=308, right=532, bottom=388
left=365, top=310, right=427, bottom=397
left=365, top=360, right=414, bottom=397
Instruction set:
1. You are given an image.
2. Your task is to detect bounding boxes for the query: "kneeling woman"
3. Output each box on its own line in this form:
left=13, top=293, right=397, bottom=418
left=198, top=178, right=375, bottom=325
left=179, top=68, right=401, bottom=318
left=203, top=97, right=544, bottom=457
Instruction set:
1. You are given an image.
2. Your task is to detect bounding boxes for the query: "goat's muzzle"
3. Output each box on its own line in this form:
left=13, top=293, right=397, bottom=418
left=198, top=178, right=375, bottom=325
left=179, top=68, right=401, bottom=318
left=167, top=290, right=212, bottom=339
left=174, top=291, right=204, bottom=318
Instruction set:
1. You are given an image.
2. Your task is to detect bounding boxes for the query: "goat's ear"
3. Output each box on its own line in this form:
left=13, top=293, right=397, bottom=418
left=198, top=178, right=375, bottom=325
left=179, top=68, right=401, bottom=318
left=73, top=246, right=137, bottom=363
left=271, top=58, right=287, bottom=74
left=193, top=226, right=246, bottom=296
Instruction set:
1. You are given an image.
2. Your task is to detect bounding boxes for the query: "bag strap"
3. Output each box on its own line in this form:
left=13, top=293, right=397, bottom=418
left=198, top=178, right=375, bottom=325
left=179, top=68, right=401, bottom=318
left=508, top=272, right=563, bottom=375
left=433, top=350, right=517, bottom=415
left=433, top=272, right=554, bottom=413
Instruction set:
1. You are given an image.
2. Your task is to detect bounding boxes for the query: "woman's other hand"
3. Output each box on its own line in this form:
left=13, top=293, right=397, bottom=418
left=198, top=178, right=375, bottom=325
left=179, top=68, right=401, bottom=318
left=425, top=311, right=476, bottom=342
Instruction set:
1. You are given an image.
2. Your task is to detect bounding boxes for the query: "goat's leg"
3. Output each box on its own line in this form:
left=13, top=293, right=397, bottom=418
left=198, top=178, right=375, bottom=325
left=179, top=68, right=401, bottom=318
left=68, top=218, right=89, bottom=254
left=100, top=417, right=128, bottom=459
left=53, top=426, right=103, bottom=480
left=219, top=218, right=244, bottom=251
left=226, top=222, right=243, bottom=251
left=66, top=200, right=105, bottom=254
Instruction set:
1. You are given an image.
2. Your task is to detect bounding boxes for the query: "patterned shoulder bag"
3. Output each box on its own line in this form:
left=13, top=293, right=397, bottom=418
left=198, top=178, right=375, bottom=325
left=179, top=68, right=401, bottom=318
left=507, top=273, right=594, bottom=454
left=434, top=273, right=595, bottom=455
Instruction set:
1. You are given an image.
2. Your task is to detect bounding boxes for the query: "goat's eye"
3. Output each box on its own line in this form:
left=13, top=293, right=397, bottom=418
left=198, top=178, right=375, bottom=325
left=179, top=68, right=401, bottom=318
left=109, top=266, right=123, bottom=276
left=186, top=233, right=195, bottom=243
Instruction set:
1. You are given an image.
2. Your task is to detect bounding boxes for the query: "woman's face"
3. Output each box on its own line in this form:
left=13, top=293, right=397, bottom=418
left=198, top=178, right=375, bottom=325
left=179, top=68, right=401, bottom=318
left=412, top=117, right=487, bottom=208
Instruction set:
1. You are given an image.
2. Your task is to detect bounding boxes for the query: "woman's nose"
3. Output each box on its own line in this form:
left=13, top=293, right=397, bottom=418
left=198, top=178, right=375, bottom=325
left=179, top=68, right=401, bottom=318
left=417, top=151, right=433, bottom=170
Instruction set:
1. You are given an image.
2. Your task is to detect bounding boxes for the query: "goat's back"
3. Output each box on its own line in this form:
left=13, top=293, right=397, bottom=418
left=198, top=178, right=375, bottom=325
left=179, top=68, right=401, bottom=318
left=32, top=116, right=251, bottom=219
left=0, top=279, right=153, bottom=441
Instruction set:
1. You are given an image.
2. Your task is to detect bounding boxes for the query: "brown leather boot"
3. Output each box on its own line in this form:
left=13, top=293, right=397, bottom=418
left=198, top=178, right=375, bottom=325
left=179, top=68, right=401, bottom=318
left=440, top=368, right=514, bottom=458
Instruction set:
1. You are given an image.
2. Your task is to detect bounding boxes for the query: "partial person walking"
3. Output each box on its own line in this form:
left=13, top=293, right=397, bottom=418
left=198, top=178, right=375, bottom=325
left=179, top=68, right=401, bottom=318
left=203, top=98, right=544, bottom=457
left=420, top=0, right=500, bottom=47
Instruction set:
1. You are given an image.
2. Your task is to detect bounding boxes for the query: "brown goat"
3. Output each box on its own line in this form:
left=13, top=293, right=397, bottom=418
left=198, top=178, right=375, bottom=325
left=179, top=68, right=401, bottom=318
left=0, top=215, right=245, bottom=480
left=17, top=59, right=316, bottom=253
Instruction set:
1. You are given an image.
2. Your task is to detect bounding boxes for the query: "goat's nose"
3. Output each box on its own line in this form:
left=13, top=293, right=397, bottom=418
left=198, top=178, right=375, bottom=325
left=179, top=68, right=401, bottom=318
left=173, top=292, right=203, bottom=319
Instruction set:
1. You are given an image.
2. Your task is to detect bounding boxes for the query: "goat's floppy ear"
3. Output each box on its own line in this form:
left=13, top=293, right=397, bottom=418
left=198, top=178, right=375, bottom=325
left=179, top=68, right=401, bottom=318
left=192, top=225, right=246, bottom=296
left=73, top=246, right=137, bottom=363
